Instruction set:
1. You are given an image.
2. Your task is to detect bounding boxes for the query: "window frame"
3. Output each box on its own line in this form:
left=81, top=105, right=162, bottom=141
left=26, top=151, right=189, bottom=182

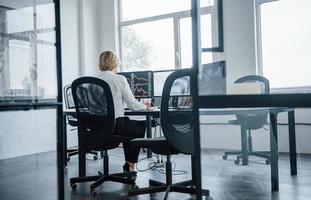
left=255, top=0, right=311, bottom=92
left=118, top=1, right=218, bottom=71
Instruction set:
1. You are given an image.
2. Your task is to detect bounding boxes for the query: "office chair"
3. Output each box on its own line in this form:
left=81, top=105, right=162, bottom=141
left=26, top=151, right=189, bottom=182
left=223, top=75, right=270, bottom=165
left=63, top=84, right=98, bottom=161
left=128, top=69, right=210, bottom=200
left=69, top=77, right=137, bottom=196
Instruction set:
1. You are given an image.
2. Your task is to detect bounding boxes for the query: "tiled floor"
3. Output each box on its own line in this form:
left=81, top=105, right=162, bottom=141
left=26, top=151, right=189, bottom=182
left=1, top=149, right=311, bottom=200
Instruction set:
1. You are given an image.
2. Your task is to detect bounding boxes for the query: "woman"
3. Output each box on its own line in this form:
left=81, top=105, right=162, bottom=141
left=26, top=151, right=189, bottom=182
left=98, top=50, right=149, bottom=172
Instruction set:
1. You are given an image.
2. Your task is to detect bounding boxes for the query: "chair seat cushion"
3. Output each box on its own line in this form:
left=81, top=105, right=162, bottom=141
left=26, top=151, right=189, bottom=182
left=85, top=135, right=129, bottom=151
left=130, top=137, right=179, bottom=155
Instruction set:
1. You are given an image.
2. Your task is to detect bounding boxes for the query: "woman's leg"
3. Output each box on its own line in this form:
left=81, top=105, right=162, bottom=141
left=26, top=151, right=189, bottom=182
left=114, top=117, right=146, bottom=170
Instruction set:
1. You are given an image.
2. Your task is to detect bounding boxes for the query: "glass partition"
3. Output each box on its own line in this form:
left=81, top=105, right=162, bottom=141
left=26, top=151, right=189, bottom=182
left=0, top=0, right=57, bottom=102
left=198, top=0, right=311, bottom=108
left=196, top=2, right=311, bottom=197
left=0, top=1, right=60, bottom=200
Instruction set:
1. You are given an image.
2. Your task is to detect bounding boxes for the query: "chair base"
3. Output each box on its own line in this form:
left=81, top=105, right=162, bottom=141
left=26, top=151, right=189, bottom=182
left=223, top=150, right=270, bottom=165
left=67, top=149, right=98, bottom=161
left=70, top=171, right=137, bottom=193
left=70, top=151, right=136, bottom=194
left=129, top=179, right=209, bottom=199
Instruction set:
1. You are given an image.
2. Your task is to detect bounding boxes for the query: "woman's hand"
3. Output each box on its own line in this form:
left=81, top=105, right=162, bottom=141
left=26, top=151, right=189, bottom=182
left=144, top=102, right=152, bottom=110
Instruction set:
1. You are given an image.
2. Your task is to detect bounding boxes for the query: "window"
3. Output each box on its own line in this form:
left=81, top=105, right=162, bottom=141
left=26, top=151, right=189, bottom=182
left=121, top=19, right=175, bottom=71
left=257, top=0, right=311, bottom=91
left=119, top=0, right=217, bottom=71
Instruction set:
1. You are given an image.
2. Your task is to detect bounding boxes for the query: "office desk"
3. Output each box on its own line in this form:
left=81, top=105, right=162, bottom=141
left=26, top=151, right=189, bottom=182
left=63, top=107, right=296, bottom=191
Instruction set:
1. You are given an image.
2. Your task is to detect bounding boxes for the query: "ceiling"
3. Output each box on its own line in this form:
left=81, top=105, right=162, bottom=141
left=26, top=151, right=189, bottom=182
left=0, top=0, right=52, bottom=9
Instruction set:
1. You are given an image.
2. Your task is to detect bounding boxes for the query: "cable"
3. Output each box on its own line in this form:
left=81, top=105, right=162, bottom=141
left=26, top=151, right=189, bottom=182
left=136, top=156, right=165, bottom=172
left=156, top=161, right=188, bottom=175
left=136, top=155, right=188, bottom=175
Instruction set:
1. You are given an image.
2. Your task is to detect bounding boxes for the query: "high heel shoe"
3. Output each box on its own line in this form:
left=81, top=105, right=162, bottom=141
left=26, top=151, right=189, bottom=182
left=123, top=162, right=130, bottom=173
left=123, top=162, right=137, bottom=181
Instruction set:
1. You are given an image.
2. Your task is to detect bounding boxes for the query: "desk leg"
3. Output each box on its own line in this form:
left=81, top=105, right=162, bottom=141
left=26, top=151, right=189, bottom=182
left=288, top=110, right=297, bottom=175
left=240, top=116, right=249, bottom=165
left=63, top=115, right=68, bottom=167
left=270, top=113, right=279, bottom=191
left=146, top=115, right=152, bottom=158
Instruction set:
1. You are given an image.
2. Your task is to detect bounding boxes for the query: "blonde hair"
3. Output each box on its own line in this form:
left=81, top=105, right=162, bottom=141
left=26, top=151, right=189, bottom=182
left=99, top=51, right=119, bottom=71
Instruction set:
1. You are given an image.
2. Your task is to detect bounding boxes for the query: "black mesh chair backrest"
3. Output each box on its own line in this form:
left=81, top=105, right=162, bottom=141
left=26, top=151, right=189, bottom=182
left=64, top=84, right=75, bottom=109
left=64, top=84, right=78, bottom=126
left=71, top=77, right=115, bottom=150
left=161, top=69, right=194, bottom=155
left=235, top=75, right=270, bottom=129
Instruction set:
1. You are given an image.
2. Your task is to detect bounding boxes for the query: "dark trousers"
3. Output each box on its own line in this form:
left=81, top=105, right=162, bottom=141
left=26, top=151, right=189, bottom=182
left=113, top=117, right=146, bottom=163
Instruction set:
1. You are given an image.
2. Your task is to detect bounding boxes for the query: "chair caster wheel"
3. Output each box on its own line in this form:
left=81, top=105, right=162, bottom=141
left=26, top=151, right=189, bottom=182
left=70, top=183, right=77, bottom=190
left=222, top=155, right=227, bottom=160
left=93, top=155, right=98, bottom=160
left=206, top=196, right=213, bottom=200
left=234, top=159, right=240, bottom=165
left=265, top=159, right=270, bottom=165
left=91, top=190, right=98, bottom=197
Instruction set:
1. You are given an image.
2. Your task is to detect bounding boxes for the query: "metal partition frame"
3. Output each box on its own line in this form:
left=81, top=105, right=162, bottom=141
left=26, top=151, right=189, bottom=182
left=54, top=0, right=64, bottom=199
left=190, top=0, right=203, bottom=199
left=199, top=94, right=311, bottom=108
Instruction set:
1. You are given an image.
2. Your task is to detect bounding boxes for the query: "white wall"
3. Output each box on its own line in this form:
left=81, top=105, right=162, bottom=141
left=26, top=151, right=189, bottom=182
left=61, top=0, right=81, bottom=85
left=81, top=0, right=101, bottom=76
left=98, top=0, right=120, bottom=54
left=0, top=110, right=57, bottom=159
left=218, top=0, right=257, bottom=91
left=61, top=0, right=102, bottom=78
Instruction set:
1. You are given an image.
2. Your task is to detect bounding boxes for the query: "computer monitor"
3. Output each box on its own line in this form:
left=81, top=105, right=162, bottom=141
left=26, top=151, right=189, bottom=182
left=153, top=69, right=190, bottom=108
left=118, top=71, right=154, bottom=98
left=153, top=70, right=175, bottom=97
left=199, top=61, right=226, bottom=95
left=153, top=61, right=226, bottom=97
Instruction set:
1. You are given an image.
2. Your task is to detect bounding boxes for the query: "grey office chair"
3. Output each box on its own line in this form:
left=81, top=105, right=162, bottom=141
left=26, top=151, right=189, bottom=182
left=69, top=77, right=137, bottom=196
left=63, top=84, right=98, bottom=161
left=128, top=69, right=209, bottom=199
left=223, top=75, right=270, bottom=164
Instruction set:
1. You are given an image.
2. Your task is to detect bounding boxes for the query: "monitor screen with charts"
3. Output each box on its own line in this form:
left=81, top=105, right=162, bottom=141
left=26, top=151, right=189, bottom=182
left=118, top=71, right=154, bottom=98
